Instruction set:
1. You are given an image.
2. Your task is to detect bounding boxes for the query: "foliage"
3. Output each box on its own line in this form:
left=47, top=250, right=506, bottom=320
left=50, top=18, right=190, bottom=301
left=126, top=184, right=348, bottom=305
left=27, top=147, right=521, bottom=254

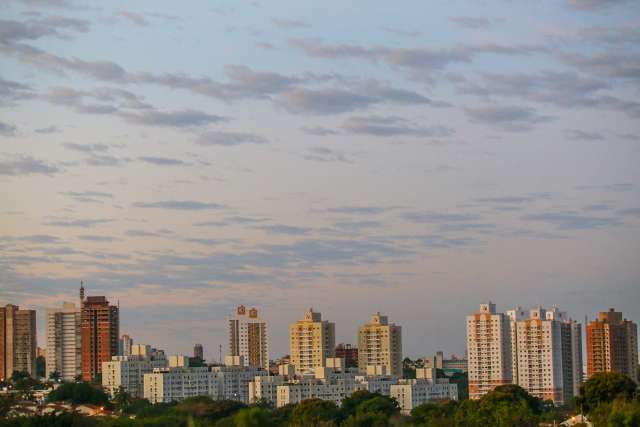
left=233, top=407, right=272, bottom=427
left=46, top=381, right=110, bottom=406
left=35, top=357, right=46, bottom=379
left=289, top=398, right=340, bottom=426
left=576, top=372, right=638, bottom=413
left=112, top=386, right=132, bottom=414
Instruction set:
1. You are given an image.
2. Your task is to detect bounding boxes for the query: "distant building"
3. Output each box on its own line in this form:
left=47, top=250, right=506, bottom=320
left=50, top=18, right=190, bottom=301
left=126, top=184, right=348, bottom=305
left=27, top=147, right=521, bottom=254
left=144, top=355, right=267, bottom=404
left=289, top=309, right=335, bottom=375
left=46, top=302, right=81, bottom=381
left=0, top=304, right=37, bottom=379
left=467, top=302, right=583, bottom=404
left=118, top=335, right=133, bottom=357
left=587, top=308, right=638, bottom=381
left=194, top=344, right=204, bottom=361
left=80, top=284, right=119, bottom=381
left=102, top=345, right=168, bottom=398
left=466, top=303, right=513, bottom=400
left=358, top=313, right=402, bottom=377
left=390, top=368, right=458, bottom=415
left=512, top=306, right=582, bottom=405
left=228, top=305, right=268, bottom=369
left=423, top=352, right=467, bottom=374
left=335, top=344, right=358, bottom=368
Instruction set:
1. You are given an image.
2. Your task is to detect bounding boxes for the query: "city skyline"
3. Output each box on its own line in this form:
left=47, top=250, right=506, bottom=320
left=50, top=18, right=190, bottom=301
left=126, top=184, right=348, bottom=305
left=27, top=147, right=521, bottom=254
left=1, top=0, right=640, bottom=360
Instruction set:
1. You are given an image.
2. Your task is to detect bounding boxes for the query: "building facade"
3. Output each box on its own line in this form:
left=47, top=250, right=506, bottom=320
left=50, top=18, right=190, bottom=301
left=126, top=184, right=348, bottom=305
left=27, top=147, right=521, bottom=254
left=118, top=335, right=133, bottom=357
left=46, top=302, right=81, bottom=381
left=0, top=305, right=37, bottom=379
left=358, top=312, right=402, bottom=377
left=80, top=289, right=119, bottom=381
left=586, top=309, right=638, bottom=381
left=289, top=309, right=335, bottom=375
left=144, top=355, right=267, bottom=404
left=102, top=350, right=168, bottom=398
left=335, top=343, right=358, bottom=368
left=390, top=368, right=458, bottom=415
left=228, top=305, right=268, bottom=369
left=513, top=307, right=582, bottom=405
left=466, top=303, right=513, bottom=400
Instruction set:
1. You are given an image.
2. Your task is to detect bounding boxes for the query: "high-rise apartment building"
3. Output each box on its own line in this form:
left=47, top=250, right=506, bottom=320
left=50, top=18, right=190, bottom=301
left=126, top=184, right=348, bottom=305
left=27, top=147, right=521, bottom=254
left=335, top=343, right=358, bottom=368
left=586, top=309, right=638, bottom=381
left=466, top=303, right=513, bottom=400
left=513, top=307, right=582, bottom=405
left=80, top=287, right=119, bottom=381
left=358, top=313, right=403, bottom=377
left=289, top=308, right=335, bottom=375
left=0, top=305, right=37, bottom=379
left=46, top=302, right=81, bottom=381
left=118, top=335, right=133, bottom=356
left=194, top=344, right=204, bottom=361
left=228, top=305, right=268, bottom=369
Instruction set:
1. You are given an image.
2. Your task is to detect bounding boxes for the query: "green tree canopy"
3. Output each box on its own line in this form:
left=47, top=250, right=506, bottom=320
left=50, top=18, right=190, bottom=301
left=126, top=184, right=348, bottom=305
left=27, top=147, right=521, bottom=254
left=46, top=382, right=110, bottom=406
left=289, top=398, right=340, bottom=427
left=576, top=372, right=638, bottom=413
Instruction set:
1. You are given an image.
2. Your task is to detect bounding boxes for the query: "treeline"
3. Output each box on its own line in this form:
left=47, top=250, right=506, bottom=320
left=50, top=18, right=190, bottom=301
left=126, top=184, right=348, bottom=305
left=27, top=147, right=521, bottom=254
left=1, top=372, right=638, bottom=426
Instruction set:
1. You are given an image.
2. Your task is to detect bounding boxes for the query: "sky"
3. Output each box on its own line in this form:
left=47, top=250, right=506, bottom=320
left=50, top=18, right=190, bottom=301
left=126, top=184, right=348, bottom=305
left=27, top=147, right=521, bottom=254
left=1, top=0, right=639, bottom=361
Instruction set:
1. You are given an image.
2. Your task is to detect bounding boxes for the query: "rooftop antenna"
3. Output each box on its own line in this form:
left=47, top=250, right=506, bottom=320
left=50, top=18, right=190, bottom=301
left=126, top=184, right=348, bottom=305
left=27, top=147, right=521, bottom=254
left=79, top=280, right=85, bottom=306
left=219, top=344, right=222, bottom=364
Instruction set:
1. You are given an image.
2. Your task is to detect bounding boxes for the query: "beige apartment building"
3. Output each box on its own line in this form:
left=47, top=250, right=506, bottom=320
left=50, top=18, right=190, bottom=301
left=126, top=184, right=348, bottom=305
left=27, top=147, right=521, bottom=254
left=289, top=309, right=335, bottom=375
left=46, top=302, right=81, bottom=381
left=587, top=309, right=638, bottom=381
left=466, top=302, right=513, bottom=400
left=228, top=305, right=269, bottom=369
left=358, top=312, right=403, bottom=377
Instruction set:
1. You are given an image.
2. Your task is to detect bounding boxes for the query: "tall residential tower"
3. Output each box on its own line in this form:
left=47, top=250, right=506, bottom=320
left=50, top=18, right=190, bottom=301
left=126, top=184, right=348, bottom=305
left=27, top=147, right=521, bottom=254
left=46, top=302, right=81, bottom=381
left=289, top=309, right=335, bottom=375
left=228, top=305, right=268, bottom=369
left=586, top=309, right=638, bottom=381
left=80, top=286, right=119, bottom=381
left=358, top=312, right=402, bottom=377
left=0, top=305, right=37, bottom=379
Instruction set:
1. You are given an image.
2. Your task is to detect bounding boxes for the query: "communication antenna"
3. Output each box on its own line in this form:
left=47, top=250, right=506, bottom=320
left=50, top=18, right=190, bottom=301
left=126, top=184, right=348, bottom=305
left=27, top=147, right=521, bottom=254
left=219, top=344, right=222, bottom=364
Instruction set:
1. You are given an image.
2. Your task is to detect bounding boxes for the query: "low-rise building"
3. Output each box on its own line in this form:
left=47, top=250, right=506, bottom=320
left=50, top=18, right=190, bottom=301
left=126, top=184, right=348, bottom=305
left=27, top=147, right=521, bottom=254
left=102, top=348, right=168, bottom=398
left=389, top=368, right=458, bottom=414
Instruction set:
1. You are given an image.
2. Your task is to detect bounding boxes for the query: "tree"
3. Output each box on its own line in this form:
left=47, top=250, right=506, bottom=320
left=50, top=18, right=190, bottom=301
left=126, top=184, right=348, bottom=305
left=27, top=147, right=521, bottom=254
left=112, top=386, right=132, bottom=414
left=48, top=371, right=62, bottom=383
left=35, top=356, right=46, bottom=379
left=46, top=381, right=110, bottom=406
left=411, top=400, right=458, bottom=427
left=234, top=406, right=272, bottom=427
left=289, top=398, right=339, bottom=427
left=576, top=372, right=638, bottom=413
left=0, top=393, right=16, bottom=418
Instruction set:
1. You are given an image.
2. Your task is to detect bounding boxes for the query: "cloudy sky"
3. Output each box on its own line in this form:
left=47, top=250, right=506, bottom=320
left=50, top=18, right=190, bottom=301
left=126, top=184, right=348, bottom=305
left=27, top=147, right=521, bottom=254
left=1, top=0, right=639, bottom=360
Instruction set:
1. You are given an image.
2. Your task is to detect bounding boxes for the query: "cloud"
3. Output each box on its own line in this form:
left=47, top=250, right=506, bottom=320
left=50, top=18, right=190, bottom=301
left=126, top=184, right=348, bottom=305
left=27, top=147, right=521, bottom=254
left=120, top=109, right=226, bottom=127
left=522, top=211, right=620, bottom=229
left=474, top=193, right=551, bottom=205
left=272, top=18, right=310, bottom=29
left=300, top=126, right=339, bottom=136
left=59, top=190, right=113, bottom=203
left=44, top=218, right=113, bottom=228
left=0, top=16, right=88, bottom=44
left=304, top=147, right=351, bottom=163
left=62, top=143, right=110, bottom=153
left=324, top=206, right=392, bottom=215
left=289, top=38, right=546, bottom=80
left=133, top=200, right=226, bottom=210
left=565, top=129, right=605, bottom=141
left=449, top=16, right=492, bottom=29
left=84, top=154, right=128, bottom=167
left=464, top=105, right=554, bottom=132
left=276, top=88, right=377, bottom=115
left=565, top=0, right=631, bottom=10
left=342, top=115, right=454, bottom=137
left=117, top=10, right=149, bottom=26
left=256, top=225, right=312, bottom=235
left=559, top=52, right=640, bottom=90
left=1, top=234, right=61, bottom=244
left=0, top=77, right=33, bottom=107
left=0, top=121, right=17, bottom=136
left=196, top=131, right=268, bottom=146
left=0, top=155, right=60, bottom=176
left=403, top=211, right=481, bottom=223
left=34, top=125, right=59, bottom=134
left=78, top=235, right=119, bottom=242
left=382, top=27, right=421, bottom=37
left=138, top=156, right=188, bottom=166
left=333, top=220, right=382, bottom=232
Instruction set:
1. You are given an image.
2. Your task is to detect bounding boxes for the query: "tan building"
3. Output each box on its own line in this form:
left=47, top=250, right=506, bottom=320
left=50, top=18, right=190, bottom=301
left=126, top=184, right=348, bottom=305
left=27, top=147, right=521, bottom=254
left=358, top=312, right=402, bottom=377
left=587, top=308, right=638, bottom=381
left=0, top=304, right=37, bottom=379
left=289, top=309, right=335, bottom=375
left=466, top=303, right=513, bottom=400
left=228, top=305, right=269, bottom=369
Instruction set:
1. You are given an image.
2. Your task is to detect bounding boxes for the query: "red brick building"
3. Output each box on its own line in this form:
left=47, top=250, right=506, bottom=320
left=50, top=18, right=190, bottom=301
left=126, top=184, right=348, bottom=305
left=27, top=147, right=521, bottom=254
left=80, top=285, right=119, bottom=381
